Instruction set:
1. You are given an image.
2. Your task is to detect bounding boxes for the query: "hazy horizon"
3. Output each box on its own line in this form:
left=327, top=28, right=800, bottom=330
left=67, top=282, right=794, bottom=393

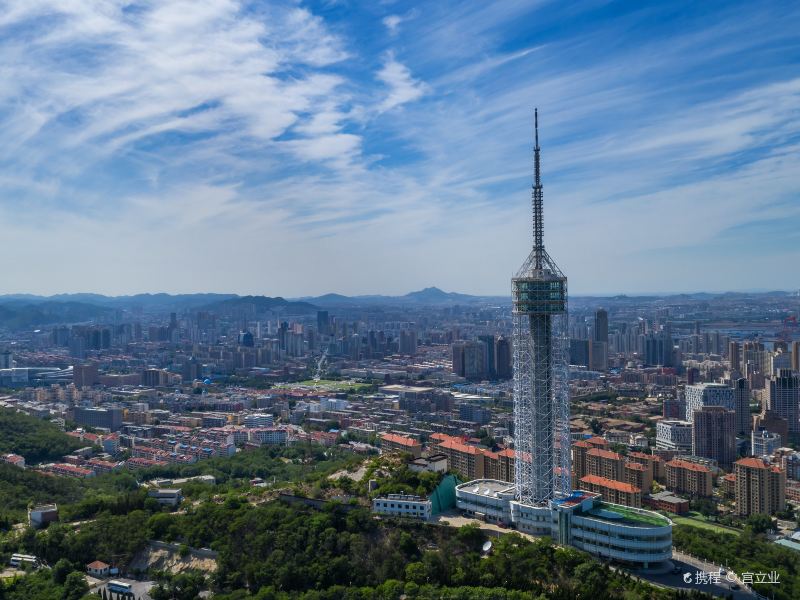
left=1, top=285, right=798, bottom=301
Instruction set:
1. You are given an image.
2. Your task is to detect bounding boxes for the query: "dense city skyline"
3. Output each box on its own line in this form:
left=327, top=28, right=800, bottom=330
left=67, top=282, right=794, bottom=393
left=1, top=0, right=798, bottom=296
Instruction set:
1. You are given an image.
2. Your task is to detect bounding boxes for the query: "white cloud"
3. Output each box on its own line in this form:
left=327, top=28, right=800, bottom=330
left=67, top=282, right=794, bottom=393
left=382, top=14, right=403, bottom=35
left=376, top=55, right=427, bottom=112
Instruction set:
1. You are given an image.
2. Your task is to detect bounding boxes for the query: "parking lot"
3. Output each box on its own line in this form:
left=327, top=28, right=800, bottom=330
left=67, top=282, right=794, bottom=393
left=93, top=578, right=154, bottom=600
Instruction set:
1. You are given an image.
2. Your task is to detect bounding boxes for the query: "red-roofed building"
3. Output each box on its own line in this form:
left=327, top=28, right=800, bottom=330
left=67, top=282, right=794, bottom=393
left=734, top=457, right=786, bottom=516
left=665, top=459, right=712, bottom=498
left=625, top=462, right=652, bottom=493
left=86, top=560, right=110, bottom=578
left=579, top=474, right=642, bottom=507
left=380, top=433, right=422, bottom=458
left=1, top=453, right=25, bottom=469
left=586, top=448, right=625, bottom=481
left=721, top=473, right=736, bottom=498
left=628, top=451, right=666, bottom=482
left=46, top=463, right=95, bottom=479
left=430, top=435, right=513, bottom=482
left=126, top=457, right=168, bottom=469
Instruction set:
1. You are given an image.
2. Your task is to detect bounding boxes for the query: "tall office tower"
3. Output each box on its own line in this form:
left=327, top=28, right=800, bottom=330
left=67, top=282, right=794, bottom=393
left=742, top=341, right=767, bottom=375
left=569, top=339, right=590, bottom=367
left=729, top=341, right=741, bottom=374
left=479, top=335, right=497, bottom=378
left=398, top=329, right=418, bottom=356
left=495, top=336, right=512, bottom=379
left=641, top=330, right=674, bottom=367
left=692, top=406, right=736, bottom=469
left=766, top=369, right=800, bottom=436
left=512, top=111, right=571, bottom=506
left=0, top=349, right=12, bottom=369
left=316, top=311, right=330, bottom=336
left=589, top=340, right=608, bottom=371
left=732, top=378, right=751, bottom=435
left=452, top=340, right=487, bottom=380
left=684, top=383, right=735, bottom=423
left=792, top=341, right=799, bottom=373
left=594, top=309, right=608, bottom=344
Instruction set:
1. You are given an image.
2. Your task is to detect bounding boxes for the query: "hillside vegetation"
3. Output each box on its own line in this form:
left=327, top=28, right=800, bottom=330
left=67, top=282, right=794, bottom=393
left=0, top=409, right=84, bottom=463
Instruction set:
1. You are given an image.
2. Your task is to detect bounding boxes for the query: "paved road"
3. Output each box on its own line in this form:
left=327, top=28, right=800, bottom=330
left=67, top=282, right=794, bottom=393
left=630, top=550, right=759, bottom=600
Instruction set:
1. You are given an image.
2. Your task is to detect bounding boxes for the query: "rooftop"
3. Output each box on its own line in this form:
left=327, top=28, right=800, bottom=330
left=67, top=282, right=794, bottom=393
left=587, top=502, right=671, bottom=528
left=666, top=459, right=711, bottom=473
left=456, top=479, right=514, bottom=497
left=580, top=475, right=640, bottom=494
left=587, top=448, right=623, bottom=460
left=381, top=433, right=421, bottom=447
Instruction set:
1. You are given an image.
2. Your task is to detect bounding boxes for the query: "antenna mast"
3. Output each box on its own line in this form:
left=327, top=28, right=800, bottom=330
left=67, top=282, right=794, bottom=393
left=532, top=108, right=544, bottom=270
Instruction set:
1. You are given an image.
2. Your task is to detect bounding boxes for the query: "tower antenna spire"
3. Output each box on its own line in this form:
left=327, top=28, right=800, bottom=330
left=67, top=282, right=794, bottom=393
left=532, top=108, right=543, bottom=270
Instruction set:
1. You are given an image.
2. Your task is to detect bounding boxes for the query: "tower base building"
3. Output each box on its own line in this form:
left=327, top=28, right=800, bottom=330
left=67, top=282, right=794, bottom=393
left=456, top=480, right=673, bottom=568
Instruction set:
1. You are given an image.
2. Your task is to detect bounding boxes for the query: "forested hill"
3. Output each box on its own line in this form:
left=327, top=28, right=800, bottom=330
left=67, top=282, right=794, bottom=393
left=0, top=409, right=84, bottom=463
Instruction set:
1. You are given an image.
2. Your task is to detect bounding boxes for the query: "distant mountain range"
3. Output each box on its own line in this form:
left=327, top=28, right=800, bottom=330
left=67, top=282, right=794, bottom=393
left=296, top=287, right=507, bottom=307
left=0, top=288, right=796, bottom=330
left=0, top=300, right=113, bottom=329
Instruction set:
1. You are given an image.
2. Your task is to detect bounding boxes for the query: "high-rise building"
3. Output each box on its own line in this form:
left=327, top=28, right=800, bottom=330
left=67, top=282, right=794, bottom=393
left=451, top=341, right=487, bottom=380
left=316, top=311, right=330, bottom=336
left=665, top=459, right=713, bottom=497
left=753, top=410, right=789, bottom=444
left=641, top=331, right=674, bottom=367
left=732, top=378, right=751, bottom=435
left=399, top=330, right=418, bottom=356
left=791, top=341, right=799, bottom=373
left=569, top=339, right=590, bottom=367
left=729, top=341, right=741, bottom=375
left=594, top=309, right=608, bottom=344
left=691, top=406, right=736, bottom=469
left=494, top=336, right=512, bottom=380
left=734, top=457, right=786, bottom=516
left=751, top=429, right=781, bottom=457
left=589, top=340, right=608, bottom=371
left=663, top=396, right=686, bottom=420
left=766, top=369, right=800, bottom=436
left=742, top=341, right=768, bottom=375
left=684, top=383, right=735, bottom=424
left=512, top=110, right=570, bottom=506
left=478, top=335, right=496, bottom=378
left=656, top=420, right=693, bottom=453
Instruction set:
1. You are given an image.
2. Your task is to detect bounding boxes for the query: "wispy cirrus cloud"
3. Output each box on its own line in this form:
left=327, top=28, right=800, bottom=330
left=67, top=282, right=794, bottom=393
left=376, top=54, right=428, bottom=112
left=0, top=0, right=798, bottom=296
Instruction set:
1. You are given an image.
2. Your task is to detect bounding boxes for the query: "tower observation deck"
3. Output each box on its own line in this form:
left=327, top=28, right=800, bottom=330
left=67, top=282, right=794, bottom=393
left=512, top=110, right=571, bottom=506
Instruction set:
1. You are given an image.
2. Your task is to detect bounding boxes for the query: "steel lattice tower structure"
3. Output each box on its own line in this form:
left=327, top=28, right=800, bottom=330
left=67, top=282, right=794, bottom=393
left=512, top=110, right=572, bottom=506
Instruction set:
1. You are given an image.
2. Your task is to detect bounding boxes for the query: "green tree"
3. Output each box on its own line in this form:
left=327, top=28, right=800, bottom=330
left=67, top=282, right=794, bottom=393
left=746, top=513, right=775, bottom=534
left=52, top=558, right=75, bottom=584
left=62, top=571, right=89, bottom=600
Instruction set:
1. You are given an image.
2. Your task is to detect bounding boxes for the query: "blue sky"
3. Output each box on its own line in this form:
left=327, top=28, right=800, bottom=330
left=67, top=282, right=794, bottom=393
left=0, top=0, right=798, bottom=296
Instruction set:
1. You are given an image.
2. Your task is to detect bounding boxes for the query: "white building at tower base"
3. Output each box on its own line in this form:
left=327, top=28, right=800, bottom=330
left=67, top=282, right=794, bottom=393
left=456, top=480, right=673, bottom=568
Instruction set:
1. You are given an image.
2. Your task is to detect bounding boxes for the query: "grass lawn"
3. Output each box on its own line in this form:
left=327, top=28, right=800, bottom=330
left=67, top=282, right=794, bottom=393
left=280, top=379, right=375, bottom=391
left=672, top=515, right=740, bottom=534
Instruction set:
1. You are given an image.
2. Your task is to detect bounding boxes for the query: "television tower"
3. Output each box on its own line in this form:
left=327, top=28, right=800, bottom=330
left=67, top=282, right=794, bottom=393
left=512, top=109, right=571, bottom=506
